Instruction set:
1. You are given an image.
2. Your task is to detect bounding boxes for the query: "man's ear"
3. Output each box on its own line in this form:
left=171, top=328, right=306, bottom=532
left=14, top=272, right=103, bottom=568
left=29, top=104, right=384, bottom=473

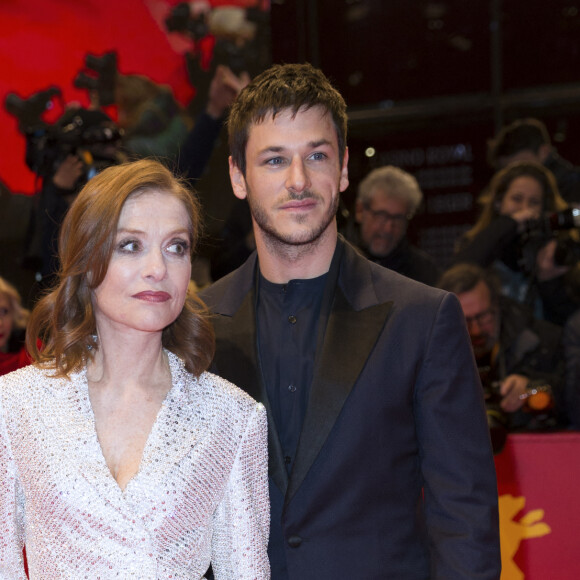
left=339, top=147, right=349, bottom=193
left=229, top=156, right=248, bottom=200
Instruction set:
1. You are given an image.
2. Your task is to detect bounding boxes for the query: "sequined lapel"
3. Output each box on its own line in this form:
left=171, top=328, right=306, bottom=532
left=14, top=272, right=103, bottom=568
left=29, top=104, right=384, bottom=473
left=49, top=368, right=129, bottom=512
left=65, top=354, right=209, bottom=512
left=130, top=353, right=211, bottom=497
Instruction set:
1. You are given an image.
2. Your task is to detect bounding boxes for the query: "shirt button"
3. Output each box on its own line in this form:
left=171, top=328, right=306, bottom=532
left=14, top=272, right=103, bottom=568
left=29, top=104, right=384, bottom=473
left=287, top=535, right=302, bottom=548
left=288, top=384, right=297, bottom=392
left=288, top=315, right=297, bottom=324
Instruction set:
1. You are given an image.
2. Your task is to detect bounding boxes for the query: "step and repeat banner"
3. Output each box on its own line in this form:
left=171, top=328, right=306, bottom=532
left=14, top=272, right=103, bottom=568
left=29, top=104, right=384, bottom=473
left=495, top=432, right=580, bottom=579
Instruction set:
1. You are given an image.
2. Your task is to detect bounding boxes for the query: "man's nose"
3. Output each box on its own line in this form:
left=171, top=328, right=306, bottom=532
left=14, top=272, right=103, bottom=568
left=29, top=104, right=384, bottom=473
left=286, top=158, right=310, bottom=193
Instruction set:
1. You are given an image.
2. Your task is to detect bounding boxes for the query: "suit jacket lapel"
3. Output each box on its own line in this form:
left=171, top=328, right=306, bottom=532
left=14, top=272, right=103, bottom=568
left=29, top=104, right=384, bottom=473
left=286, top=241, right=393, bottom=503
left=212, top=292, right=262, bottom=403
left=209, top=263, right=289, bottom=495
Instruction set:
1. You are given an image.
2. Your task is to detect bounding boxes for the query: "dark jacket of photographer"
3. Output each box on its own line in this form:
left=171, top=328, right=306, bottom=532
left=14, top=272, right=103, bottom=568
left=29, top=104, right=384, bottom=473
left=35, top=176, right=84, bottom=288
left=497, top=296, right=567, bottom=431
left=545, top=151, right=580, bottom=205
left=361, top=236, right=442, bottom=287
left=455, top=215, right=579, bottom=326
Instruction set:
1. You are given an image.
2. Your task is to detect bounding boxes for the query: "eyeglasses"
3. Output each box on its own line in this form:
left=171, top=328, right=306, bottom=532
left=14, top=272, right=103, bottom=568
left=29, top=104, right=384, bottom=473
left=363, top=205, right=410, bottom=226
left=465, top=307, right=496, bottom=329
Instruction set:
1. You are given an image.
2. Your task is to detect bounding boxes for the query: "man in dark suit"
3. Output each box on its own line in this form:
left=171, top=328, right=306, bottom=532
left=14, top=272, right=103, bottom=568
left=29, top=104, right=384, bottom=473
left=200, top=63, right=500, bottom=579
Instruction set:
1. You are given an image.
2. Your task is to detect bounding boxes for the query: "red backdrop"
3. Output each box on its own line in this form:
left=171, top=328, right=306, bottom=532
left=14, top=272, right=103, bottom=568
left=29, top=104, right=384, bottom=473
left=0, top=0, right=265, bottom=194
left=495, top=432, right=580, bottom=579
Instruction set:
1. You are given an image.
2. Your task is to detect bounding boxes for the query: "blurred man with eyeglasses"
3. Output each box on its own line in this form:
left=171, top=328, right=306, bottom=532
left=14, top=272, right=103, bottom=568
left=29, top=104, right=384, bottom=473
left=353, top=165, right=441, bottom=285
left=438, top=262, right=568, bottom=432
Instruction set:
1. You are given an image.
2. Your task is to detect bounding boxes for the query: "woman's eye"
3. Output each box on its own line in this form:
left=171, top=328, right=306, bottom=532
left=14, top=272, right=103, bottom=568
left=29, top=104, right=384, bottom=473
left=118, top=239, right=141, bottom=253
left=167, top=240, right=190, bottom=256
left=0, top=307, right=10, bottom=317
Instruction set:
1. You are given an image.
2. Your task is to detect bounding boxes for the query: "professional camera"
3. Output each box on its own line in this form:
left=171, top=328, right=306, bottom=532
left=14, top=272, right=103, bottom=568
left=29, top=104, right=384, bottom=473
left=520, top=208, right=580, bottom=272
left=165, top=3, right=250, bottom=76
left=165, top=2, right=209, bottom=40
left=5, top=88, right=123, bottom=179
left=35, top=110, right=122, bottom=179
left=48, top=108, right=124, bottom=180
left=4, top=86, right=62, bottom=132
left=524, top=208, right=580, bottom=239
left=73, top=51, right=118, bottom=107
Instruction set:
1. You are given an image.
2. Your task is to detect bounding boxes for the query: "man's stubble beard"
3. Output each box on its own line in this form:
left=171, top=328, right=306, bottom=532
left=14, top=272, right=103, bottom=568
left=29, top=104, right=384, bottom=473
left=246, top=188, right=340, bottom=259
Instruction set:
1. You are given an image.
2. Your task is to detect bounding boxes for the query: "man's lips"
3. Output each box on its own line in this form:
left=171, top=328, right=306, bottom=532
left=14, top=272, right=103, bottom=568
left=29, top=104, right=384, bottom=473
left=132, top=291, right=171, bottom=302
left=279, top=199, right=317, bottom=210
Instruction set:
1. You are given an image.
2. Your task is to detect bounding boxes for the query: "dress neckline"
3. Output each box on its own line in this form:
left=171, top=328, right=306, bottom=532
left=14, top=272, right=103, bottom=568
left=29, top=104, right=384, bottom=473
left=78, top=350, right=181, bottom=494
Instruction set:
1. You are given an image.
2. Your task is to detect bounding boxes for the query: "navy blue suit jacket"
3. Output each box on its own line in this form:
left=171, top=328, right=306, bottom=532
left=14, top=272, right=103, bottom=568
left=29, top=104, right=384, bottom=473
left=201, top=237, right=500, bottom=579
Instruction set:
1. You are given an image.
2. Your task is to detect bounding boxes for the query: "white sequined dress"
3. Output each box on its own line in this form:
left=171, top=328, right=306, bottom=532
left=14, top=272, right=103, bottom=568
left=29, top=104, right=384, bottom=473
left=0, top=351, right=270, bottom=579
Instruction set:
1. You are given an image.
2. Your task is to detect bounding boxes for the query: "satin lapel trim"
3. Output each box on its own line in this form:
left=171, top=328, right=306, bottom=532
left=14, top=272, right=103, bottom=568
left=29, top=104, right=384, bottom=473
left=213, top=290, right=289, bottom=495
left=212, top=291, right=262, bottom=403
left=286, top=288, right=393, bottom=503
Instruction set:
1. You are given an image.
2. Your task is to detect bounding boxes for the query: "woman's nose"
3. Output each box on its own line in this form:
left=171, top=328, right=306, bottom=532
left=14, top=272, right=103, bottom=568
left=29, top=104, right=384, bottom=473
left=143, top=249, right=168, bottom=280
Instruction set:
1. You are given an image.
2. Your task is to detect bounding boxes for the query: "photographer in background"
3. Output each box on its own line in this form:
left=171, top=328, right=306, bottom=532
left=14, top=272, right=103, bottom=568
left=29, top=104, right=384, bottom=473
left=455, top=161, right=580, bottom=326
left=177, top=64, right=249, bottom=183
left=350, top=165, right=441, bottom=286
left=34, top=107, right=125, bottom=289
left=438, top=263, right=567, bottom=448
left=114, top=73, right=191, bottom=160
left=488, top=118, right=580, bottom=204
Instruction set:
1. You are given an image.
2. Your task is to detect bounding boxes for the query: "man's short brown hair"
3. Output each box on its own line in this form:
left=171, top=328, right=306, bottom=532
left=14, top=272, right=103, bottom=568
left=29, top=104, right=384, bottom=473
left=227, top=63, right=348, bottom=175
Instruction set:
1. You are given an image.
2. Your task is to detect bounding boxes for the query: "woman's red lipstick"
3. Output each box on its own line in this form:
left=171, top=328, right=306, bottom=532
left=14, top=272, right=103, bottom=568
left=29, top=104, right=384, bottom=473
left=132, top=291, right=171, bottom=302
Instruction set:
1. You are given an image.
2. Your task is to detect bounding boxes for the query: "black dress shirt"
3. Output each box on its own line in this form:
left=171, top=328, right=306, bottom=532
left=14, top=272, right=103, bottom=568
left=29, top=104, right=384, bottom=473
left=257, top=272, right=327, bottom=475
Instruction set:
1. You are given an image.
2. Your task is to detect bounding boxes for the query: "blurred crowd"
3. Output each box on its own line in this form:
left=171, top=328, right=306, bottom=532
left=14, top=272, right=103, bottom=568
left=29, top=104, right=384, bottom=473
left=2, top=51, right=580, bottom=445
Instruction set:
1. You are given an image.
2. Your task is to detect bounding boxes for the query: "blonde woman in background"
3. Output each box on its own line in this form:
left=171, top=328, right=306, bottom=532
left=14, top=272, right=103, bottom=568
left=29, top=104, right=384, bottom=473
left=0, top=277, right=31, bottom=376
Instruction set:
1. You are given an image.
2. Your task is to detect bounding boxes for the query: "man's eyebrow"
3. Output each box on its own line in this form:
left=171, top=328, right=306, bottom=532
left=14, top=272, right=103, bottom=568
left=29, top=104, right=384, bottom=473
left=257, top=146, right=284, bottom=155
left=309, top=139, right=332, bottom=148
left=257, top=139, right=333, bottom=155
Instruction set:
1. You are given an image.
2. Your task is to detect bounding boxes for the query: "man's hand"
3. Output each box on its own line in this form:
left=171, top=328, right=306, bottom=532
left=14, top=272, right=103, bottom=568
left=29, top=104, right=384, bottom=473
left=499, top=374, right=529, bottom=412
left=536, top=238, right=570, bottom=281
left=52, top=155, right=84, bottom=190
left=206, top=64, right=250, bottom=119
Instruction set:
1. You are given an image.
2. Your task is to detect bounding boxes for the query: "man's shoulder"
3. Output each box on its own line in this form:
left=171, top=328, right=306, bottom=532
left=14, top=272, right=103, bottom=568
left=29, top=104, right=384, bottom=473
left=199, top=253, right=257, bottom=312
left=341, top=239, right=447, bottom=305
left=397, top=243, right=442, bottom=285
